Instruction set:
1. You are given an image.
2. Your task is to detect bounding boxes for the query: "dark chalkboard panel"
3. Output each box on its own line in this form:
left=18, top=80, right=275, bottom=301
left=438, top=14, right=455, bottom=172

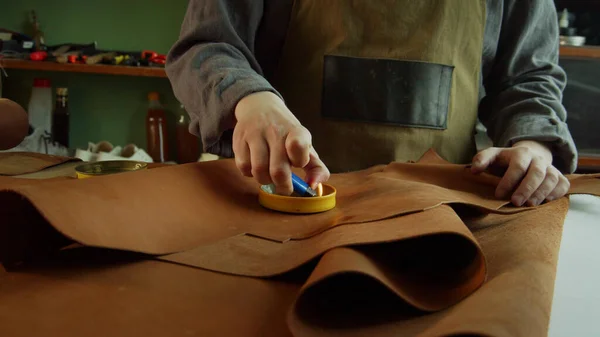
left=559, top=57, right=600, bottom=157
left=555, top=0, right=600, bottom=46
left=555, top=0, right=600, bottom=11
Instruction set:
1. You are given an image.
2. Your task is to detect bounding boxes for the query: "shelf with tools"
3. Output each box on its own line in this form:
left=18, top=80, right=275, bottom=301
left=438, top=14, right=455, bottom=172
left=0, top=59, right=167, bottom=78
left=0, top=46, right=597, bottom=78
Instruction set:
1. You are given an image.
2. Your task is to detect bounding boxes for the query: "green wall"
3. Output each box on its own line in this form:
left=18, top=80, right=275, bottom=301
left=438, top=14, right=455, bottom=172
left=0, top=0, right=190, bottom=158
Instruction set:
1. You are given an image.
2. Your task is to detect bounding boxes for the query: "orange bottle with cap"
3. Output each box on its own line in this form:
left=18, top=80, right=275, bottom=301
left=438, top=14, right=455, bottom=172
left=146, top=92, right=169, bottom=162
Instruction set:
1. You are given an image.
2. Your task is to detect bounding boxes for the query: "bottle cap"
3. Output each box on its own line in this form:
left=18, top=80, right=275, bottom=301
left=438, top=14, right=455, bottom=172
left=258, top=183, right=336, bottom=214
left=75, top=160, right=148, bottom=179
left=148, top=92, right=160, bottom=101
left=56, top=88, right=68, bottom=95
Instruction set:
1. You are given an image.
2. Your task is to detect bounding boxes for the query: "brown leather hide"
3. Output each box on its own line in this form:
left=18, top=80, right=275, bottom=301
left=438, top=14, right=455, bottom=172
left=0, top=149, right=598, bottom=337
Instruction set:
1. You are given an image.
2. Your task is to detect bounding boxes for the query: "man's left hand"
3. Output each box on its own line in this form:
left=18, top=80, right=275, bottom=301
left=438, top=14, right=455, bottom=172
left=471, top=140, right=570, bottom=207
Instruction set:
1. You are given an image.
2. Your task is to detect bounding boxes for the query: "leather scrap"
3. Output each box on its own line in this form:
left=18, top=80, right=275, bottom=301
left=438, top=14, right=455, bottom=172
left=566, top=173, right=600, bottom=196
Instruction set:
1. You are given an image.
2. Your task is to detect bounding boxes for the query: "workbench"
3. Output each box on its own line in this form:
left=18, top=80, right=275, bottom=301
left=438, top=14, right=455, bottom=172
left=549, top=194, right=600, bottom=336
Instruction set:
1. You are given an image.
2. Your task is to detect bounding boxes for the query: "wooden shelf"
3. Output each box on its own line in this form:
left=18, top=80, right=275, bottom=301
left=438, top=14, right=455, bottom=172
left=1, top=48, right=596, bottom=76
left=0, top=59, right=167, bottom=78
left=560, top=45, right=600, bottom=59
left=579, top=156, right=600, bottom=168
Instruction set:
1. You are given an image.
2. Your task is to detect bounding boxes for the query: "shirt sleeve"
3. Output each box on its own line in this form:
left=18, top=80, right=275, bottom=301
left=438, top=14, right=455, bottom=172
left=165, top=0, right=282, bottom=158
left=479, top=0, right=578, bottom=173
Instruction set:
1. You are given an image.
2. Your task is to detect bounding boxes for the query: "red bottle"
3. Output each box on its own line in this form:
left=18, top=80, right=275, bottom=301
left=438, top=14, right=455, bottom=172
left=146, top=92, right=169, bottom=162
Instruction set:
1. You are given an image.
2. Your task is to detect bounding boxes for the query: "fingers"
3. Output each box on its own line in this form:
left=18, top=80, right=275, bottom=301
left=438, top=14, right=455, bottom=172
left=232, top=92, right=328, bottom=191
left=233, top=132, right=252, bottom=177
left=303, top=147, right=330, bottom=189
left=266, top=127, right=293, bottom=195
left=235, top=123, right=319, bottom=195
left=511, top=158, right=547, bottom=206
left=523, top=166, right=559, bottom=206
left=249, top=138, right=272, bottom=185
left=547, top=174, right=570, bottom=202
left=285, top=126, right=311, bottom=168
left=496, top=154, right=532, bottom=200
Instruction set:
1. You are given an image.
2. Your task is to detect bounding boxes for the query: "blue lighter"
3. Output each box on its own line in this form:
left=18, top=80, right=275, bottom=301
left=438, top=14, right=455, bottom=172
left=291, top=172, right=318, bottom=197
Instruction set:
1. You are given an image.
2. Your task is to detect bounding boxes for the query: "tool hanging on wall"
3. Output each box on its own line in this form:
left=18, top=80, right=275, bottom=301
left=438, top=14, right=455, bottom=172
left=30, top=10, right=46, bottom=52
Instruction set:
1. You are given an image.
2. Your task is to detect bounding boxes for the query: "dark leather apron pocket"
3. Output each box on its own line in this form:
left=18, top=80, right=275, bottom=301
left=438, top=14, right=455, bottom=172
left=321, top=55, right=453, bottom=129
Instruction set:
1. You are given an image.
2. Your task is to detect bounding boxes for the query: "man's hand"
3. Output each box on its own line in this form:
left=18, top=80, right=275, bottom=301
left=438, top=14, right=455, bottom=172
left=233, top=91, right=330, bottom=195
left=471, top=140, right=570, bottom=207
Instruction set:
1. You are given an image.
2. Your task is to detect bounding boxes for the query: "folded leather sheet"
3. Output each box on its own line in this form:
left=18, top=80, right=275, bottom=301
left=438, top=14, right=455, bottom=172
left=0, top=192, right=577, bottom=337
left=1, top=152, right=576, bottom=260
left=0, top=149, right=599, bottom=337
left=288, top=198, right=571, bottom=337
left=0, top=152, right=81, bottom=176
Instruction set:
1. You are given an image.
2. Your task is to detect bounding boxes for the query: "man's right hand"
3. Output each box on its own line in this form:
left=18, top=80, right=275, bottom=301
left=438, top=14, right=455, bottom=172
left=233, top=91, right=330, bottom=195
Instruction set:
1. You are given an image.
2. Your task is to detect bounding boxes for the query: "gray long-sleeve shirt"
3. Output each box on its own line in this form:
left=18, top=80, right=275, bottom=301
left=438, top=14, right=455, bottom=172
left=166, top=0, right=578, bottom=173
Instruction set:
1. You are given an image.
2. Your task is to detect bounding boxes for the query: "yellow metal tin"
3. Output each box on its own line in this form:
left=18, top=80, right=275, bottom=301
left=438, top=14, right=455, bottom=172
left=75, top=160, right=148, bottom=179
left=258, top=183, right=336, bottom=214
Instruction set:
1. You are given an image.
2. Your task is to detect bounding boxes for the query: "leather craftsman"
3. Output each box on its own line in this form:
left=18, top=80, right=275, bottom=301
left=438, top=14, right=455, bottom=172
left=271, top=0, right=486, bottom=172
left=0, top=150, right=599, bottom=337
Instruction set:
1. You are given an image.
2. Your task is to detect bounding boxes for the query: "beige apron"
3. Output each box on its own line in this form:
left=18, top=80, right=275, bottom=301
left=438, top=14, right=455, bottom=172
left=273, top=0, right=486, bottom=173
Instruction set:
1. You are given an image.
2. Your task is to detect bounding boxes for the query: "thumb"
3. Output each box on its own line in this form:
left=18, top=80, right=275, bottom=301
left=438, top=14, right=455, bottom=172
left=303, top=148, right=330, bottom=189
left=471, top=147, right=501, bottom=174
